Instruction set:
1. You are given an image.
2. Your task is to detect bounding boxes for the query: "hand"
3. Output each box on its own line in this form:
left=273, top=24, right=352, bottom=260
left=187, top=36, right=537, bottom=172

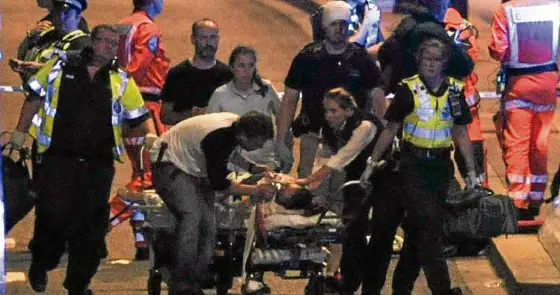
left=465, top=171, right=480, bottom=189
left=360, top=158, right=386, bottom=183
left=29, top=20, right=53, bottom=37
left=144, top=133, right=158, bottom=151
left=9, top=131, right=26, bottom=151
left=9, top=59, right=42, bottom=74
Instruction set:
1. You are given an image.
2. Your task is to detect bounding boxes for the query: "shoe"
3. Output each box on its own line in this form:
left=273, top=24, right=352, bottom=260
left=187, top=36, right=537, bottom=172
left=242, top=280, right=271, bottom=295
left=324, top=275, right=341, bottom=294
left=28, top=263, right=47, bottom=292
left=135, top=247, right=150, bottom=261
left=68, top=288, right=93, bottom=295
left=438, top=287, right=463, bottom=295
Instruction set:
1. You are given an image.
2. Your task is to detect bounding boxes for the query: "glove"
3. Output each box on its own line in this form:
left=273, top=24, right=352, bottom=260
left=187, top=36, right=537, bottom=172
left=9, top=131, right=26, bottom=151
left=144, top=133, right=158, bottom=151
left=465, top=171, right=480, bottom=189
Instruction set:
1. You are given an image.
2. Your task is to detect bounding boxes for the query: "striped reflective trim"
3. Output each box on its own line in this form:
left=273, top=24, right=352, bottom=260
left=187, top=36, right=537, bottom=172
left=118, top=70, right=128, bottom=97
left=135, top=232, right=146, bottom=242
left=47, top=61, right=63, bottom=84
left=508, top=191, right=530, bottom=200
left=37, top=133, right=51, bottom=147
left=124, top=137, right=145, bottom=146
left=531, top=174, right=548, bottom=183
left=528, top=192, right=544, bottom=200
left=31, top=114, right=43, bottom=127
left=404, top=122, right=451, bottom=140
left=504, top=99, right=556, bottom=112
left=113, top=145, right=124, bottom=158
left=124, top=106, right=148, bottom=119
left=28, top=78, right=45, bottom=96
left=43, top=102, right=57, bottom=117
left=465, top=94, right=478, bottom=107
left=138, top=86, right=162, bottom=95
left=131, top=210, right=146, bottom=221
left=112, top=115, right=122, bottom=126
left=507, top=173, right=530, bottom=184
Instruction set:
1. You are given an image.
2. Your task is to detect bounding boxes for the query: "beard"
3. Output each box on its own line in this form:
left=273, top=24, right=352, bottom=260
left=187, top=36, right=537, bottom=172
left=196, top=45, right=217, bottom=59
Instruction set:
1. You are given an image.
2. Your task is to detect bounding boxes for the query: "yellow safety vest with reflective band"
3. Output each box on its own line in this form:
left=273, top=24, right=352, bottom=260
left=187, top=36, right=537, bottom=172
left=401, top=75, right=464, bottom=149
left=24, top=29, right=88, bottom=64
left=27, top=55, right=148, bottom=162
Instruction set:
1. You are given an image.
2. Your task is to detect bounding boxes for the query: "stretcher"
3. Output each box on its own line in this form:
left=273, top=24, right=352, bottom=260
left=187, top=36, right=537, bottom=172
left=116, top=175, right=345, bottom=295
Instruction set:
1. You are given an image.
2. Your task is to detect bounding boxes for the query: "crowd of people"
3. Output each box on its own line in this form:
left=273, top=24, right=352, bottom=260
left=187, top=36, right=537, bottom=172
left=4, top=0, right=560, bottom=294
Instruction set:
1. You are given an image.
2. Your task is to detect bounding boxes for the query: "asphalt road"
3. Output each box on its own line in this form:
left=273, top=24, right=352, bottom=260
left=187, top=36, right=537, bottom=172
left=1, top=0, right=556, bottom=294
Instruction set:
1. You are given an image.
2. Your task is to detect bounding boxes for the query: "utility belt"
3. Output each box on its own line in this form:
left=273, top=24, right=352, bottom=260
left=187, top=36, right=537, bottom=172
left=401, top=142, right=451, bottom=160
left=506, top=63, right=558, bottom=77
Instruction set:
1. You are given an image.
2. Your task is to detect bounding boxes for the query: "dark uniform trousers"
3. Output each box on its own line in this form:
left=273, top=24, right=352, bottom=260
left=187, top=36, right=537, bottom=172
left=31, top=152, right=114, bottom=292
left=340, top=171, right=405, bottom=295
left=392, top=153, right=454, bottom=295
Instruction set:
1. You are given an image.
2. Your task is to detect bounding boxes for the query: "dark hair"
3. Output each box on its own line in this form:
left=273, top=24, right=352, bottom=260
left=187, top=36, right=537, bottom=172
left=234, top=111, right=274, bottom=140
left=191, top=18, right=219, bottom=36
left=133, top=0, right=148, bottom=10
left=90, top=24, right=119, bottom=40
left=228, top=45, right=269, bottom=98
left=323, top=87, right=357, bottom=110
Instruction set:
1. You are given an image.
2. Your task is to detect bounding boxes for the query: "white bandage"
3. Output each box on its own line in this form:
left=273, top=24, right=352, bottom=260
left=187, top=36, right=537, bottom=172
left=322, top=1, right=352, bottom=27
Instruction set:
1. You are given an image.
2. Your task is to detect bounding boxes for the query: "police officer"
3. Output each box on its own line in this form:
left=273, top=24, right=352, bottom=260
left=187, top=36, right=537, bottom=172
left=109, top=0, right=170, bottom=260
left=276, top=0, right=386, bottom=176
left=367, top=30, right=477, bottom=295
left=9, top=24, right=157, bottom=295
left=10, top=0, right=90, bottom=81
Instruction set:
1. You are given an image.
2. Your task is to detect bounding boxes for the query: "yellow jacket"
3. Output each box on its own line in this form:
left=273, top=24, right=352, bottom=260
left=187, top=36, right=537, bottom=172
left=27, top=55, right=148, bottom=162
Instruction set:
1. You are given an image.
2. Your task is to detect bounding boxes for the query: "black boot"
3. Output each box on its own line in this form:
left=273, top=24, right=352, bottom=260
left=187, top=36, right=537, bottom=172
left=28, top=263, right=47, bottom=292
left=438, top=287, right=463, bottom=295
left=135, top=246, right=150, bottom=261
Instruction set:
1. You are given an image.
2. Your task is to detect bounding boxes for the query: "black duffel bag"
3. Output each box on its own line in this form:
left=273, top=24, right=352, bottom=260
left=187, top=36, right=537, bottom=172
left=445, top=186, right=518, bottom=239
left=2, top=143, right=36, bottom=233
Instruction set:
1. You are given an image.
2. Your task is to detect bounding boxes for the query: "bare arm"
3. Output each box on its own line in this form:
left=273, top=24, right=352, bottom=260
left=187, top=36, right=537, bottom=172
left=370, top=86, right=387, bottom=121
left=161, top=101, right=192, bottom=126
left=369, top=121, right=400, bottom=162
left=15, top=96, right=42, bottom=133
left=275, top=86, right=300, bottom=142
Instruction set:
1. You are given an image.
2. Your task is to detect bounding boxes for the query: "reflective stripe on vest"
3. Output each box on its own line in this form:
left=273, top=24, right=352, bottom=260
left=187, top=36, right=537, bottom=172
left=28, top=59, right=64, bottom=152
left=38, top=30, right=88, bottom=64
left=505, top=2, right=560, bottom=68
left=401, top=75, right=461, bottom=149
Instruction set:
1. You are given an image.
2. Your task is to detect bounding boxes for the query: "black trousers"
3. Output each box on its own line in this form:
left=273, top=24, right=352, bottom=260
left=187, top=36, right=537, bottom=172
left=31, top=153, right=114, bottom=293
left=392, top=154, right=454, bottom=295
left=340, top=171, right=405, bottom=295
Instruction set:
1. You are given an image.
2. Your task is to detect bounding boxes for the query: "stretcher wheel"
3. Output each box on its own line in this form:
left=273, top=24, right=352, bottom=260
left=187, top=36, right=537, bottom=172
left=305, top=274, right=325, bottom=295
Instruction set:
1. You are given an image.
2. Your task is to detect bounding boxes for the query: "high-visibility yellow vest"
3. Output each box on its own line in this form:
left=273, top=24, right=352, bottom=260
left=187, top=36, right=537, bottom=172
left=24, top=29, right=88, bottom=64
left=401, top=75, right=464, bottom=149
left=27, top=55, right=148, bottom=162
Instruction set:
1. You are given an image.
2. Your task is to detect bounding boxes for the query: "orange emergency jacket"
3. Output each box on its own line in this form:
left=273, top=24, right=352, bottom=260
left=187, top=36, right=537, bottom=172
left=118, top=11, right=170, bottom=95
left=488, top=0, right=560, bottom=106
left=444, top=8, right=483, bottom=141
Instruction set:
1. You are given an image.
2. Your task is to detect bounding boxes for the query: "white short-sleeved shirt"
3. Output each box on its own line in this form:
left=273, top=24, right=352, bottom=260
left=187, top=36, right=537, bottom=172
left=206, top=80, right=280, bottom=117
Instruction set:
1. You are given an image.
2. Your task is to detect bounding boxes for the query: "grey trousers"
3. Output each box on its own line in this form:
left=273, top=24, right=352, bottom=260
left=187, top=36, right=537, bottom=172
left=152, top=162, right=216, bottom=294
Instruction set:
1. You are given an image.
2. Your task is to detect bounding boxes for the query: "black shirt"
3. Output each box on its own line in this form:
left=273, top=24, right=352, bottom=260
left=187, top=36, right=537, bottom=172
left=48, top=57, right=149, bottom=160
left=161, top=59, right=232, bottom=111
left=200, top=126, right=237, bottom=191
left=284, top=41, right=381, bottom=132
left=385, top=76, right=472, bottom=125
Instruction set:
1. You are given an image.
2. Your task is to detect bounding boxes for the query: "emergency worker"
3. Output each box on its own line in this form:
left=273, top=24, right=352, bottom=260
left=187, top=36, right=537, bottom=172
left=489, top=0, right=560, bottom=218
left=10, top=0, right=90, bottom=82
left=276, top=0, right=386, bottom=176
left=444, top=7, right=487, bottom=187
left=367, top=33, right=477, bottom=295
left=9, top=24, right=156, bottom=295
left=109, top=0, right=170, bottom=260
left=161, top=18, right=232, bottom=125
left=149, top=111, right=277, bottom=295
left=295, top=88, right=403, bottom=295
